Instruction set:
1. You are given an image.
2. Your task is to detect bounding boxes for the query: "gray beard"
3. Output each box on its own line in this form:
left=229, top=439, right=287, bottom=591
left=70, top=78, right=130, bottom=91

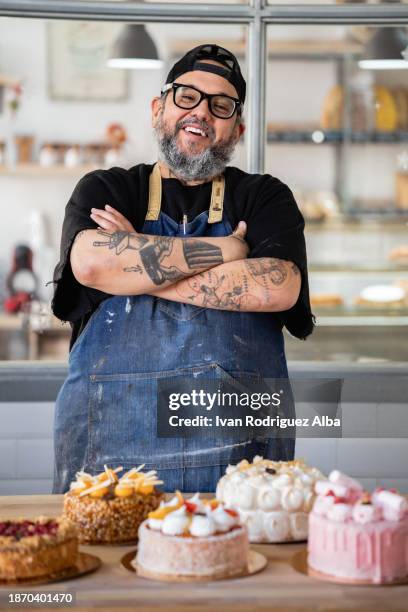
left=154, top=118, right=237, bottom=182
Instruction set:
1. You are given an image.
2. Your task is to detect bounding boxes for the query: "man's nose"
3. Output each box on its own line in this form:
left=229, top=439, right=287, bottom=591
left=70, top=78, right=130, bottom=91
left=192, top=97, right=212, bottom=120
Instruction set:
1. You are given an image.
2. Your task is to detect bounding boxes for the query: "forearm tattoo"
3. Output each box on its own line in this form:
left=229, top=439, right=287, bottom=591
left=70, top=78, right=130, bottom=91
left=92, top=229, right=224, bottom=287
left=174, top=258, right=299, bottom=312
left=182, top=239, right=223, bottom=269
left=93, top=230, right=148, bottom=255
left=175, top=269, right=260, bottom=311
left=244, top=258, right=288, bottom=286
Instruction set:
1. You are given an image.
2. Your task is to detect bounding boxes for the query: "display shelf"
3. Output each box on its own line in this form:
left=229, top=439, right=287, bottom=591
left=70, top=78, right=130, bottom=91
left=169, top=38, right=362, bottom=61
left=267, top=130, right=408, bottom=144
left=305, top=217, right=408, bottom=231
left=0, top=163, right=99, bottom=176
left=315, top=314, right=408, bottom=326
left=309, top=263, right=408, bottom=273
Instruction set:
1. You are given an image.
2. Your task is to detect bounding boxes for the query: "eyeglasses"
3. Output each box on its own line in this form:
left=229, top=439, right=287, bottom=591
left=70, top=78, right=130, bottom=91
left=161, top=82, right=242, bottom=120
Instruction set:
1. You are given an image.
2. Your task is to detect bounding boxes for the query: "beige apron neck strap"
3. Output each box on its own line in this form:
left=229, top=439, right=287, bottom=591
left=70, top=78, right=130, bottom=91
left=146, top=162, right=225, bottom=224
left=146, top=162, right=162, bottom=221
left=208, top=174, right=225, bottom=224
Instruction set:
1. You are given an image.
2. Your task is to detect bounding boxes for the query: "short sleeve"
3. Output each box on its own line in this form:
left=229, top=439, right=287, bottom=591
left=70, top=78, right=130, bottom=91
left=52, top=171, right=114, bottom=323
left=246, top=176, right=315, bottom=339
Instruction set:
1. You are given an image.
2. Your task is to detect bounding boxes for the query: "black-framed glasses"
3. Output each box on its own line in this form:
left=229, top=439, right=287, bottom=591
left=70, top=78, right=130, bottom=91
left=161, top=82, right=241, bottom=119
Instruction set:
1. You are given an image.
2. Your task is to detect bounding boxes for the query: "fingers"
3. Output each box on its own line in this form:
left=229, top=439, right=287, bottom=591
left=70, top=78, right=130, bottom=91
left=90, top=205, right=135, bottom=233
left=233, top=220, right=247, bottom=239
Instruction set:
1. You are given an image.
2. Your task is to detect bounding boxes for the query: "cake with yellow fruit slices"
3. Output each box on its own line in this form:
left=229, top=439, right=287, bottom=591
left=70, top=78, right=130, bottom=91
left=136, top=492, right=249, bottom=579
left=62, top=465, right=163, bottom=544
left=216, top=457, right=325, bottom=543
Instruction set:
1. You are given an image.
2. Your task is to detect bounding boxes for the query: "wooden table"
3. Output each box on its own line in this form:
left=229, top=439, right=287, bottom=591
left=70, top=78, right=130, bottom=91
left=0, top=495, right=407, bottom=611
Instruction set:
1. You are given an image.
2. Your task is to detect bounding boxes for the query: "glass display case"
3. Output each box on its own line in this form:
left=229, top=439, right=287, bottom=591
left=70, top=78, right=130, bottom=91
left=0, top=4, right=407, bottom=362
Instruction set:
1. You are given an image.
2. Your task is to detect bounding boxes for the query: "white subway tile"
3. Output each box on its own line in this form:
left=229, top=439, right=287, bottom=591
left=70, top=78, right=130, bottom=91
left=295, top=438, right=337, bottom=475
left=376, top=478, right=408, bottom=494
left=0, top=479, right=52, bottom=495
left=16, top=439, right=54, bottom=479
left=357, top=479, right=377, bottom=491
left=0, top=440, right=16, bottom=478
left=376, top=404, right=408, bottom=438
left=336, top=439, right=408, bottom=479
left=0, top=403, right=54, bottom=438
left=340, top=403, right=378, bottom=437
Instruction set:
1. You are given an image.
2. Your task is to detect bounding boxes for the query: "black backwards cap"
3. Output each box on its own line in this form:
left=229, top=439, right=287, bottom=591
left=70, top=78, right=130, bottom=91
left=165, top=44, right=246, bottom=104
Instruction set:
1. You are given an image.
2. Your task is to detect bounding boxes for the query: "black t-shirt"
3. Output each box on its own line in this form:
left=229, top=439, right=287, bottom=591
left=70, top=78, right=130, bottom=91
left=52, top=163, right=315, bottom=348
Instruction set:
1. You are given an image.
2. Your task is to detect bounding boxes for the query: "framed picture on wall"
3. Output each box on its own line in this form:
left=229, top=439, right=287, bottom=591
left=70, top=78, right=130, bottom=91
left=48, top=21, right=129, bottom=101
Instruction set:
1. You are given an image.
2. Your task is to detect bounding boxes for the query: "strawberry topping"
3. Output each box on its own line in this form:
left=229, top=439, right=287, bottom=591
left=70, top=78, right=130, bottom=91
left=184, top=501, right=197, bottom=514
left=0, top=520, right=58, bottom=540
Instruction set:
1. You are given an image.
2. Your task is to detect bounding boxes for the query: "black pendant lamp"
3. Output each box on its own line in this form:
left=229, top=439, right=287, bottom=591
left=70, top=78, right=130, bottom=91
left=359, top=27, right=408, bottom=70
left=107, top=24, right=163, bottom=70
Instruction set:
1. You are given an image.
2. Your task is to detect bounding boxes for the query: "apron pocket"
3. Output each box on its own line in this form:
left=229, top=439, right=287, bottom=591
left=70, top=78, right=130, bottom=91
left=87, top=363, right=266, bottom=471
left=157, top=298, right=206, bottom=321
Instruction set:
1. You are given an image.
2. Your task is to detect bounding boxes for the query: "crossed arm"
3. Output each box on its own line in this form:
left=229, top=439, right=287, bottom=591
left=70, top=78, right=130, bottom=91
left=70, top=205, right=301, bottom=312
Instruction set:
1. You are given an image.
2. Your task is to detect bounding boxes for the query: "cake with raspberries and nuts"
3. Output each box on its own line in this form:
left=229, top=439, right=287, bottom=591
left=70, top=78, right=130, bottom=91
left=216, top=456, right=325, bottom=542
left=0, top=517, right=78, bottom=580
left=136, top=492, right=249, bottom=579
left=63, top=465, right=163, bottom=544
left=308, top=470, right=408, bottom=584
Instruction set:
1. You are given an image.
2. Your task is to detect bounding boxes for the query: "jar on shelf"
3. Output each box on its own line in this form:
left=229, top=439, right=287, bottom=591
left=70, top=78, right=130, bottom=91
left=395, top=150, right=408, bottom=210
left=350, top=71, right=375, bottom=133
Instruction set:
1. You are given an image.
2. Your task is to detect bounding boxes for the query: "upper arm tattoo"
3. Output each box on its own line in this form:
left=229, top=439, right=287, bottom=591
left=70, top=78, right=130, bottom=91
left=245, top=258, right=288, bottom=286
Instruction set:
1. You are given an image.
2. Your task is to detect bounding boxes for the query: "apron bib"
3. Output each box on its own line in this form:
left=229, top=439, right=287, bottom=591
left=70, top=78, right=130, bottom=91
left=53, top=164, right=294, bottom=493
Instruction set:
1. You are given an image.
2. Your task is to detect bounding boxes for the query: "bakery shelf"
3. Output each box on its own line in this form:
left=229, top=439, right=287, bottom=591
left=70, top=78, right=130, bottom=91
left=267, top=130, right=408, bottom=144
left=0, top=163, right=99, bottom=176
left=305, top=217, right=408, bottom=231
left=315, top=315, right=408, bottom=326
left=309, top=263, right=408, bottom=273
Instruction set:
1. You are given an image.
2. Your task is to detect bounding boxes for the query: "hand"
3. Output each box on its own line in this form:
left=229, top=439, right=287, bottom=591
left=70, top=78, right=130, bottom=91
left=223, top=221, right=249, bottom=262
left=90, top=204, right=136, bottom=233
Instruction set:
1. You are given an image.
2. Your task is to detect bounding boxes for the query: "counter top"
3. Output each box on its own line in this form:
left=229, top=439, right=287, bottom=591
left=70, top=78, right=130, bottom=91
left=0, top=495, right=407, bottom=611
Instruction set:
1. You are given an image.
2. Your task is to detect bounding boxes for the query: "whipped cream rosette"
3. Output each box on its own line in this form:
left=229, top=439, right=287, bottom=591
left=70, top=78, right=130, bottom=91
left=308, top=470, right=408, bottom=584
left=216, top=456, right=325, bottom=543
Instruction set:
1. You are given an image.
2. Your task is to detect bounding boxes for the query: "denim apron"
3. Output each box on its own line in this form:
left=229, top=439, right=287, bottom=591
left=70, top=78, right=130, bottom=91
left=53, top=164, right=294, bottom=493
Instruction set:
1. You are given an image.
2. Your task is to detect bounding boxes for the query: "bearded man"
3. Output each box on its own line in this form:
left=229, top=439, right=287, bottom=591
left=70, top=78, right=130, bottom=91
left=52, top=44, right=314, bottom=493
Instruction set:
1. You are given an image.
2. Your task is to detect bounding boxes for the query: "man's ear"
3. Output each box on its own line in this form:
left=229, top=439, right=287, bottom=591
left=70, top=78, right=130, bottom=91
left=234, top=120, right=245, bottom=143
left=151, top=96, right=164, bottom=128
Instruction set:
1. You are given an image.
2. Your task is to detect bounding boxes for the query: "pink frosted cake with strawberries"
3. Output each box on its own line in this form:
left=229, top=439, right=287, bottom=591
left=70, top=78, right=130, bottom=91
left=308, top=470, right=408, bottom=584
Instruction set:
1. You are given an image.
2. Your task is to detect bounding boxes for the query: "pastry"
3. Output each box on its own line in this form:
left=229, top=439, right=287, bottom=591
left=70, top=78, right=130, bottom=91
left=216, top=457, right=325, bottom=543
left=310, top=293, right=343, bottom=307
left=0, top=516, right=77, bottom=580
left=389, top=245, right=408, bottom=262
left=355, top=285, right=405, bottom=309
left=63, top=465, right=163, bottom=544
left=136, top=492, right=249, bottom=579
left=308, top=470, right=408, bottom=584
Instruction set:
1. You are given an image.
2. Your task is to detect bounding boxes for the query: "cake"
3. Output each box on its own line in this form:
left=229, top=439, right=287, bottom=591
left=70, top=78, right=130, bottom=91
left=355, top=285, right=406, bottom=309
left=63, top=465, right=164, bottom=544
left=136, top=492, right=249, bottom=579
left=0, top=516, right=78, bottom=580
left=216, top=457, right=325, bottom=543
left=308, top=470, right=408, bottom=584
